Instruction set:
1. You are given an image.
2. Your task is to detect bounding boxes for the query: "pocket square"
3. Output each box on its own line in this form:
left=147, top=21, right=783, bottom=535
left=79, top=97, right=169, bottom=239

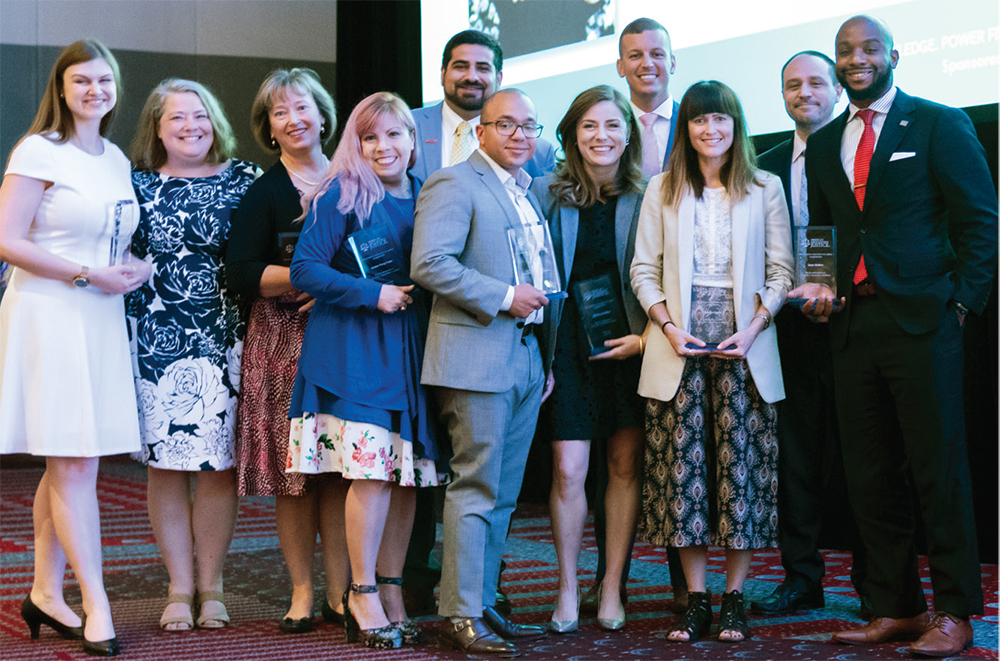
left=889, top=151, right=916, bottom=161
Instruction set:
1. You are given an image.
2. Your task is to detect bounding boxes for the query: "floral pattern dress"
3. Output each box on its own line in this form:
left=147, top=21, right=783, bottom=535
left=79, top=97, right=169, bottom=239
left=127, top=160, right=260, bottom=471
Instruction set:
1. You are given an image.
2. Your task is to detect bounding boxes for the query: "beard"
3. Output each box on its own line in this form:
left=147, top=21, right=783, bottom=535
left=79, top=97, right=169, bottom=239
left=445, top=84, right=487, bottom=112
left=837, top=65, right=893, bottom=105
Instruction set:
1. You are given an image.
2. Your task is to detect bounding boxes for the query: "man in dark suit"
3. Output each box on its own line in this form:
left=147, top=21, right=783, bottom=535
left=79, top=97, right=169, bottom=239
left=404, top=29, right=555, bottom=618
left=410, top=30, right=555, bottom=183
left=795, top=16, right=997, bottom=657
left=412, top=89, right=554, bottom=656
left=751, top=51, right=871, bottom=618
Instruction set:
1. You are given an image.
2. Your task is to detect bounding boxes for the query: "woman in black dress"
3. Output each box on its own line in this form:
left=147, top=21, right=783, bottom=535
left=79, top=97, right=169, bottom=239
left=531, top=85, right=646, bottom=633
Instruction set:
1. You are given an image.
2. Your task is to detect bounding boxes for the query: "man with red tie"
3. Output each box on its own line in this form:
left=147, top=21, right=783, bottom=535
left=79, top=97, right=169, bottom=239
left=795, top=15, right=997, bottom=657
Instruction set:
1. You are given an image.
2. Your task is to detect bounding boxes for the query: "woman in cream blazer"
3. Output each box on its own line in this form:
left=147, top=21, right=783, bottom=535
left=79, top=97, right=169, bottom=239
left=629, top=81, right=793, bottom=644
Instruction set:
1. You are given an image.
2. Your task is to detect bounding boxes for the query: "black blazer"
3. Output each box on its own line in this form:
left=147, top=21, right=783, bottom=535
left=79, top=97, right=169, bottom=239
left=806, top=89, right=998, bottom=344
left=758, top=138, right=794, bottom=223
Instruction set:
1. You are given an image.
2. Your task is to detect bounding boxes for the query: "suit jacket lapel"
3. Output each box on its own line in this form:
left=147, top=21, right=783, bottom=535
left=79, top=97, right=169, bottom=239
left=677, top=194, right=695, bottom=327
left=730, top=191, right=750, bottom=321
left=822, top=110, right=858, bottom=212
left=661, top=100, right=680, bottom=172
left=560, top=206, right=579, bottom=280
left=863, top=91, right=915, bottom=215
left=421, top=104, right=444, bottom=174
left=615, top=193, right=636, bottom=276
left=469, top=152, right=522, bottom=232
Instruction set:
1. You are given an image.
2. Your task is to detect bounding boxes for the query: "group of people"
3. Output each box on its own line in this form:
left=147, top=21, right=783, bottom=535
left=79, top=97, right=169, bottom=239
left=0, top=13, right=994, bottom=661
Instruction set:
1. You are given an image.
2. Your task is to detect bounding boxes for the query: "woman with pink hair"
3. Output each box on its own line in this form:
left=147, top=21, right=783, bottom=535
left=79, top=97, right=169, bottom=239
left=286, top=92, right=441, bottom=649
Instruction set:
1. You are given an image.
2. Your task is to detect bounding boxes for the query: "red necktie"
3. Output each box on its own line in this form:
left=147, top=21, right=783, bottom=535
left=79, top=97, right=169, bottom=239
left=852, top=109, right=875, bottom=285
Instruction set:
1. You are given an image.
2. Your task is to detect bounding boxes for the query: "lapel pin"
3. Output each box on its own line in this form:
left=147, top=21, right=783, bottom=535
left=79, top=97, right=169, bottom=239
left=900, top=120, right=909, bottom=126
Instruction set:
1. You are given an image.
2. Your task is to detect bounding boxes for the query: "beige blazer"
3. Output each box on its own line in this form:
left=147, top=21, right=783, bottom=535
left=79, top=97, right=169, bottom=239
left=630, top=172, right=793, bottom=404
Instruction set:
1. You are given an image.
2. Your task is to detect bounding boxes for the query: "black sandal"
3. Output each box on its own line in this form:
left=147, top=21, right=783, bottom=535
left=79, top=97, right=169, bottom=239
left=718, top=590, right=750, bottom=643
left=668, top=590, right=712, bottom=642
left=343, top=584, right=402, bottom=649
left=375, top=574, right=422, bottom=644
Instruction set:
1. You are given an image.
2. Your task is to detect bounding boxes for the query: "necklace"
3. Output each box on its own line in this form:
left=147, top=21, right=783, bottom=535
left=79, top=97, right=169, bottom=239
left=281, top=156, right=327, bottom=187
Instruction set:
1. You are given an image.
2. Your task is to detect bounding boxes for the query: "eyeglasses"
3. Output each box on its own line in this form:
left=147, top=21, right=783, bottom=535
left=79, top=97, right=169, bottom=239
left=481, top=120, right=543, bottom=138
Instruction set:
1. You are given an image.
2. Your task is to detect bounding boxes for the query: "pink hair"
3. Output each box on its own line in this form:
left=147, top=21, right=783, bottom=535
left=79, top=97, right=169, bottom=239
left=313, top=91, right=417, bottom=224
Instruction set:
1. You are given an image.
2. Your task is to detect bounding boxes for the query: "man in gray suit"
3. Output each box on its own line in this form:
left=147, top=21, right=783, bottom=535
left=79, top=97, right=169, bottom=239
left=410, top=30, right=555, bottom=183
left=412, top=89, right=553, bottom=656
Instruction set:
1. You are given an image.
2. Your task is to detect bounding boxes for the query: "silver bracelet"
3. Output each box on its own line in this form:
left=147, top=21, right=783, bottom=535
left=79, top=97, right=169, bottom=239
left=753, top=313, right=771, bottom=330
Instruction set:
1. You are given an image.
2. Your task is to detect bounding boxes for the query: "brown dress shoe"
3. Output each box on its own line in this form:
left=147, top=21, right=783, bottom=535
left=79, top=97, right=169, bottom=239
left=832, top=612, right=931, bottom=645
left=439, top=618, right=520, bottom=657
left=909, top=612, right=974, bottom=657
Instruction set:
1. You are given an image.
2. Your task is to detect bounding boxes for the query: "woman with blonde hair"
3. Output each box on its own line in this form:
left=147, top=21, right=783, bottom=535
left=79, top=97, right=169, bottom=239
left=631, top=80, right=793, bottom=643
left=128, top=78, right=260, bottom=632
left=0, top=39, right=149, bottom=657
left=531, top=84, right=650, bottom=633
left=226, top=68, right=351, bottom=633
left=286, top=91, right=441, bottom=649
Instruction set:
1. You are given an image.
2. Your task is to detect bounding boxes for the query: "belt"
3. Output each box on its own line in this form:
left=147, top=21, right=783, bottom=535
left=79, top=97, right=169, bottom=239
left=853, top=281, right=877, bottom=297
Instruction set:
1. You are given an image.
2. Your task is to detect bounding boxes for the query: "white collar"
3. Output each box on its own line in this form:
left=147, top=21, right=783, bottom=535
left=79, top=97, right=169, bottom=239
left=477, top=149, right=532, bottom=191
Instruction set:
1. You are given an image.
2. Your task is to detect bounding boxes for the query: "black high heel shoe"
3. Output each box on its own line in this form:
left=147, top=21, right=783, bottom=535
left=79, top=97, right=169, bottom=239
left=21, top=596, right=84, bottom=640
left=80, top=614, right=120, bottom=657
left=321, top=599, right=345, bottom=626
left=375, top=574, right=422, bottom=644
left=343, top=584, right=402, bottom=649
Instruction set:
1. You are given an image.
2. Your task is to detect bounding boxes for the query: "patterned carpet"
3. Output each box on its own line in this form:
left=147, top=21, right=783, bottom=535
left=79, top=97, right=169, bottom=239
left=1, top=456, right=997, bottom=660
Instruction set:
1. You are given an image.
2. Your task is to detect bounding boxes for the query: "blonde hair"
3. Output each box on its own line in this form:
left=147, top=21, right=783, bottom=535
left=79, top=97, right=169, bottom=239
left=130, top=79, right=236, bottom=170
left=24, top=39, right=122, bottom=143
left=250, top=68, right=336, bottom=155
left=549, top=85, right=643, bottom=209
left=660, top=80, right=761, bottom=208
left=312, top=92, right=416, bottom=223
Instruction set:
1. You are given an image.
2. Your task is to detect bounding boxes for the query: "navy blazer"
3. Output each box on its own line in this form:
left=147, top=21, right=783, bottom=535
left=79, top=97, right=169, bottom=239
left=807, top=89, right=998, bottom=342
left=658, top=100, right=682, bottom=172
left=410, top=102, right=557, bottom=182
left=758, top=138, right=794, bottom=223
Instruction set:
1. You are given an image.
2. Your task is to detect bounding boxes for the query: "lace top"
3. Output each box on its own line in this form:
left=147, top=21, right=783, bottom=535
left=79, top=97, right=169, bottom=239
left=692, top=186, right=733, bottom=288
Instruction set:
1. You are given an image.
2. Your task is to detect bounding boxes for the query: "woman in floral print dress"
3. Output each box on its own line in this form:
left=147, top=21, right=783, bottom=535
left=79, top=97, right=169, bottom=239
left=286, top=92, right=440, bottom=649
left=128, top=79, right=259, bottom=632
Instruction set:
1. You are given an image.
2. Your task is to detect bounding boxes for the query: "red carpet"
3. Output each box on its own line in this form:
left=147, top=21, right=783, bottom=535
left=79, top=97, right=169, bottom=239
left=2, top=456, right=997, bottom=660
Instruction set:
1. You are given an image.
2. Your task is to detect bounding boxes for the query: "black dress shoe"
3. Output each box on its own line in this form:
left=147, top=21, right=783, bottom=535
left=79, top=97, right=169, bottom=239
left=321, top=600, right=345, bottom=626
left=439, top=617, right=520, bottom=657
left=482, top=606, right=547, bottom=641
left=279, top=616, right=314, bottom=633
left=21, top=596, right=84, bottom=640
left=750, top=584, right=824, bottom=614
left=494, top=586, right=513, bottom=618
left=82, top=637, right=120, bottom=657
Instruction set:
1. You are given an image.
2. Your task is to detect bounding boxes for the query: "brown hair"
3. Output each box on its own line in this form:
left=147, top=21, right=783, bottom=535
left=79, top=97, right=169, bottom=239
left=250, top=68, right=336, bottom=155
left=660, top=80, right=761, bottom=208
left=130, top=79, right=236, bottom=170
left=25, top=39, right=122, bottom=143
left=549, top=85, right=642, bottom=208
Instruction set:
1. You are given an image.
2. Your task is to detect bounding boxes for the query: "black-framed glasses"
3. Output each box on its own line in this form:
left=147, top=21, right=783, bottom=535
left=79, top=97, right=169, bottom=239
left=481, top=120, right=543, bottom=138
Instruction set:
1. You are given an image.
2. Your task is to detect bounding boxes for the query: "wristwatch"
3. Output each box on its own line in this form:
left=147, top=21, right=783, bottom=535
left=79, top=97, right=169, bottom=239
left=951, top=300, right=970, bottom=315
left=73, top=265, right=90, bottom=288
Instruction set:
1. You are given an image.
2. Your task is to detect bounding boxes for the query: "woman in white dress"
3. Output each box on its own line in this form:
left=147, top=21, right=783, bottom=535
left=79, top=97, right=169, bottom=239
left=0, top=40, right=150, bottom=657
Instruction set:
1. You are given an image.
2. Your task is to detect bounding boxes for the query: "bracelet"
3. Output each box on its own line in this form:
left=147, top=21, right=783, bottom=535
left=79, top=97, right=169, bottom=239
left=753, top=313, right=771, bottom=330
left=638, top=336, right=645, bottom=355
left=661, top=319, right=674, bottom=333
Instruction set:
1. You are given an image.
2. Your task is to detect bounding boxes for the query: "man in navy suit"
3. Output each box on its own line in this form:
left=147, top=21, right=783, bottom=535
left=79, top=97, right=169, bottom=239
left=796, top=16, right=997, bottom=657
left=751, top=51, right=872, bottom=619
left=410, top=30, right=555, bottom=183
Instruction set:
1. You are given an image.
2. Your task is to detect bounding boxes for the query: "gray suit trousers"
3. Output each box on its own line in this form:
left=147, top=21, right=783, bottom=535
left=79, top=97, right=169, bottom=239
left=436, top=334, right=545, bottom=618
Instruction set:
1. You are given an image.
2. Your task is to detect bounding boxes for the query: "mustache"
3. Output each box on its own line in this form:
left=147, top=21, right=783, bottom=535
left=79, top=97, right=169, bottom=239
left=458, top=83, right=486, bottom=90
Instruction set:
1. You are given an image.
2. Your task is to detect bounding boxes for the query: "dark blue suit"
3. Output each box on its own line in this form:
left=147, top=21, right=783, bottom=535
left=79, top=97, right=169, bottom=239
left=807, top=89, right=997, bottom=619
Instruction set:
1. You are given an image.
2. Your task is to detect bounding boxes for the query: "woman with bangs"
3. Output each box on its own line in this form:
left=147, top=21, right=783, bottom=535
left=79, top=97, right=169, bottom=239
left=630, top=80, right=793, bottom=643
left=128, top=78, right=260, bottom=632
left=286, top=92, right=441, bottom=650
left=226, top=68, right=350, bottom=634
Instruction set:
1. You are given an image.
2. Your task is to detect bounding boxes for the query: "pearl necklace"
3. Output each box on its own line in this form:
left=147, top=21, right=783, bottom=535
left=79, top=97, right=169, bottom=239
left=281, top=156, right=327, bottom=187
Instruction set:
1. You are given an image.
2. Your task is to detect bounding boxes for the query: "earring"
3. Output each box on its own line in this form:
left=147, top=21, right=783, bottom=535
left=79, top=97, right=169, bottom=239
left=271, top=136, right=277, bottom=149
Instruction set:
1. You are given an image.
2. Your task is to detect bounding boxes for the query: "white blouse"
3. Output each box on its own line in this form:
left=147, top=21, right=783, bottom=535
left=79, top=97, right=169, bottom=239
left=691, top=186, right=733, bottom=288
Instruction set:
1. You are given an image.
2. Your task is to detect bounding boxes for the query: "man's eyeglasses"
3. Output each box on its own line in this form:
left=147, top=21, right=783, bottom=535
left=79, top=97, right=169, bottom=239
left=481, top=120, right=543, bottom=138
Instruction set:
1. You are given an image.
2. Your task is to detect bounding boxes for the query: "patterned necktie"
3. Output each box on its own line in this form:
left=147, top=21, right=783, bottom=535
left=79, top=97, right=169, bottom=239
left=450, top=121, right=474, bottom=165
left=640, top=113, right=661, bottom=178
left=852, top=109, right=875, bottom=284
left=797, top=149, right=809, bottom=226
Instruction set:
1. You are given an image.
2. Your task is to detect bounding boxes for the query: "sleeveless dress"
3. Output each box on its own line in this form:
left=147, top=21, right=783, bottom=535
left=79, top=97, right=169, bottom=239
left=0, top=135, right=141, bottom=457
left=127, top=160, right=260, bottom=471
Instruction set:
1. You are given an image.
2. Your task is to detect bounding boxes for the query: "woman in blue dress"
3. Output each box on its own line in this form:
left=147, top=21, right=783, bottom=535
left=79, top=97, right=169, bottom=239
left=128, top=79, right=260, bottom=631
left=286, top=92, right=440, bottom=650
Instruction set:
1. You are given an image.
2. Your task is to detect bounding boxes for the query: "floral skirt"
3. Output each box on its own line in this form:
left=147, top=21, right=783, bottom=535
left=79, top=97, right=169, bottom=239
left=287, top=412, right=439, bottom=487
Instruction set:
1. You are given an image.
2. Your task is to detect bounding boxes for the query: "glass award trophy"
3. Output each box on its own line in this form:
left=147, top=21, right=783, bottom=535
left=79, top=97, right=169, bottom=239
left=786, top=226, right=839, bottom=308
left=573, top=273, right=630, bottom=356
left=687, top=288, right=736, bottom=351
left=507, top=223, right=567, bottom=300
left=107, top=200, right=137, bottom=266
left=346, top=222, right=410, bottom=286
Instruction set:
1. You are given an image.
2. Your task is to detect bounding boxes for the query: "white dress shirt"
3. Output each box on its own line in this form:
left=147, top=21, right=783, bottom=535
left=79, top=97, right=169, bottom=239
left=441, top=102, right=481, bottom=169
left=478, top=149, right=543, bottom=325
left=840, top=86, right=897, bottom=185
left=630, top=95, right=674, bottom=170
left=790, top=132, right=808, bottom=226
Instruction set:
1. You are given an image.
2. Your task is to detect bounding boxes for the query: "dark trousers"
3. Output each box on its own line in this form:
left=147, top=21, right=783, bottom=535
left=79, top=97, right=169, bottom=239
left=833, top=296, right=983, bottom=618
left=775, top=307, right=867, bottom=594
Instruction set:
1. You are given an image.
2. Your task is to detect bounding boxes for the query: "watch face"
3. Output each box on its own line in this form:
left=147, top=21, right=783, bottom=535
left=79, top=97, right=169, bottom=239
left=74, top=277, right=89, bottom=287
